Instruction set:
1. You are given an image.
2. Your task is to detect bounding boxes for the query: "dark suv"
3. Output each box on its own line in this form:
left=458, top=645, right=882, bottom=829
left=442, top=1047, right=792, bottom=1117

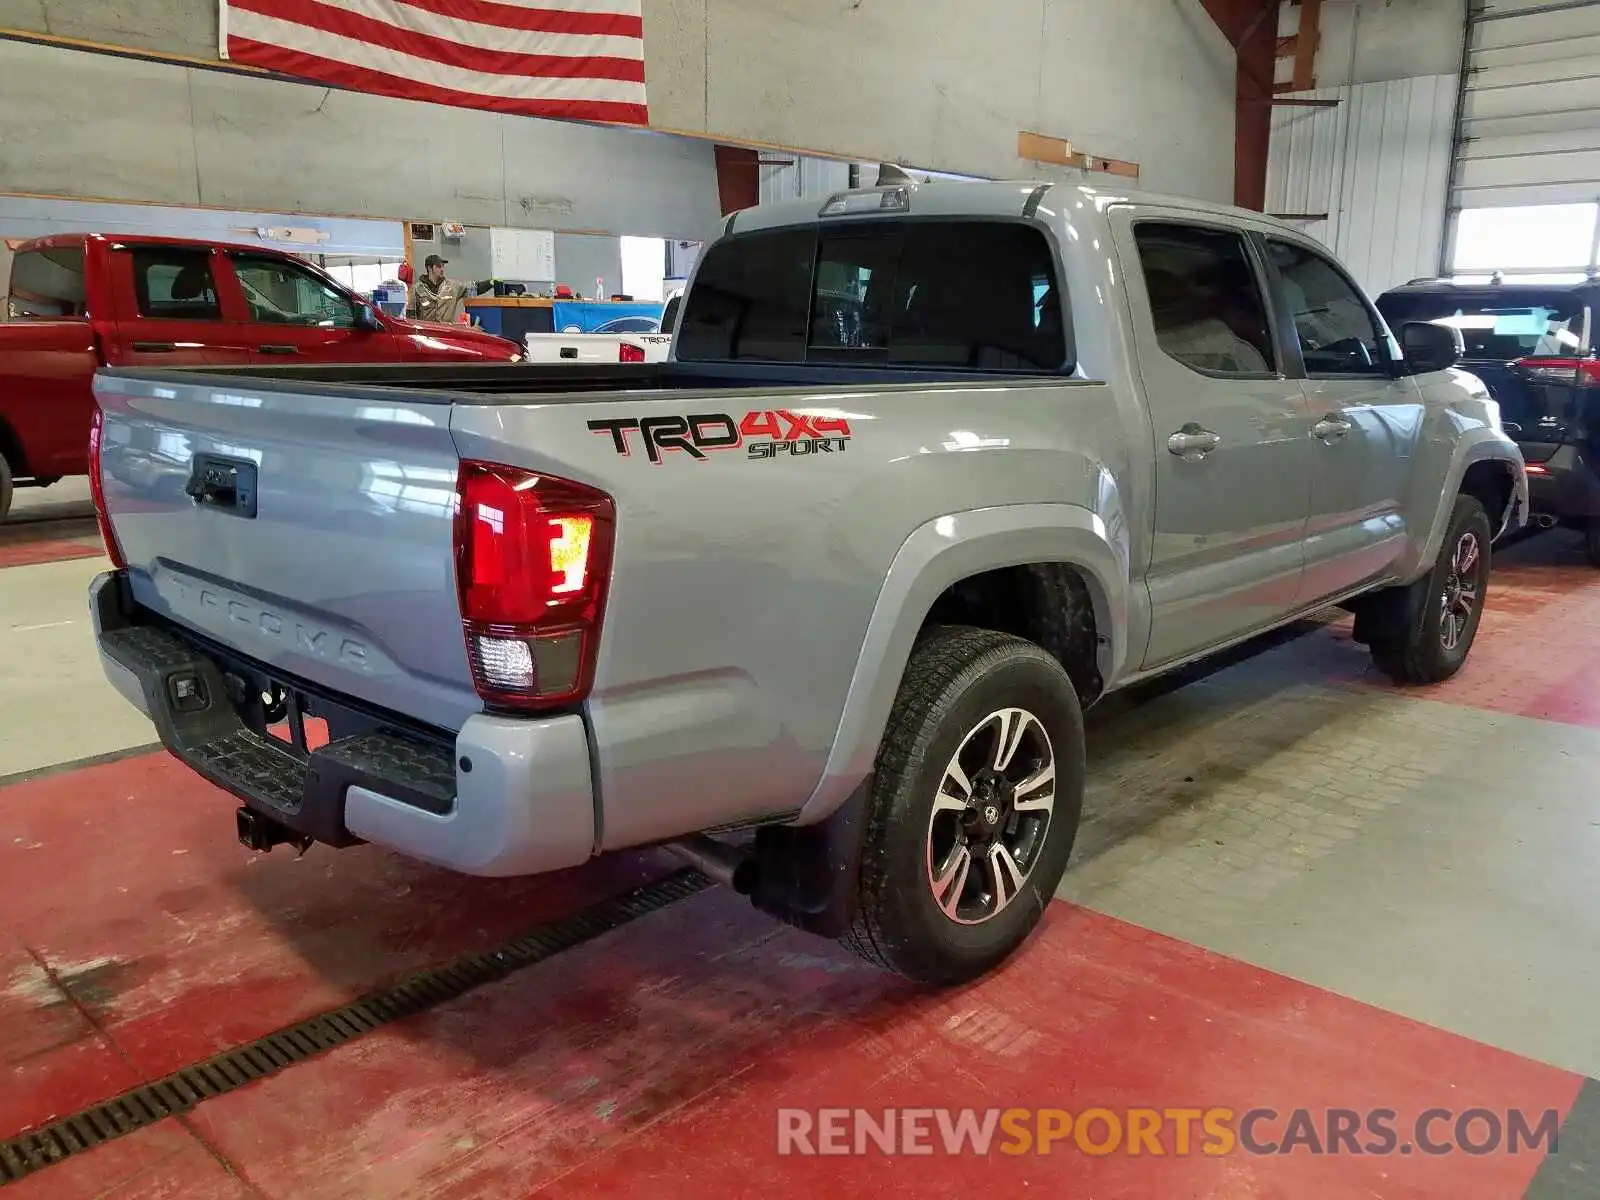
left=1377, top=278, right=1600, bottom=564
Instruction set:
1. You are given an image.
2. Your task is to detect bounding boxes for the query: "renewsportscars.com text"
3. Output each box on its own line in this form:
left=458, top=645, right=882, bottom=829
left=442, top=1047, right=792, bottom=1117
left=776, top=1106, right=1562, bottom=1158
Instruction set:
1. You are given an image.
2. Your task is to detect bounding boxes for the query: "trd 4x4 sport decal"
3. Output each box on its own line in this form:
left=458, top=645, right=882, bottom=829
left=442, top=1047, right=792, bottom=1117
left=587, top=410, right=852, bottom=464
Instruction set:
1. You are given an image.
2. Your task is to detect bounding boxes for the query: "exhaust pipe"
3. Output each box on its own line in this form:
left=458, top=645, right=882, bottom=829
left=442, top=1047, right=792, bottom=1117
left=666, top=834, right=759, bottom=895
left=1532, top=513, right=1558, bottom=530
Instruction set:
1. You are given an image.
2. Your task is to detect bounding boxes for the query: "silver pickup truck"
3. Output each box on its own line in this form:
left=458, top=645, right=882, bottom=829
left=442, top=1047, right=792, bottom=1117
left=88, top=179, right=1527, bottom=985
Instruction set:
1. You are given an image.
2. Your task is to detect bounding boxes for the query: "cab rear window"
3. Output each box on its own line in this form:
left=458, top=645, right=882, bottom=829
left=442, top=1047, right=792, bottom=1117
left=676, top=220, right=1070, bottom=372
left=1376, top=291, right=1587, bottom=359
left=8, top=247, right=86, bottom=319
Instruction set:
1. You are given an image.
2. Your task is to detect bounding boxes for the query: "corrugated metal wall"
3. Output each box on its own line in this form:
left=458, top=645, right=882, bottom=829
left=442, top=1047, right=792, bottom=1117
left=1266, top=73, right=1458, bottom=296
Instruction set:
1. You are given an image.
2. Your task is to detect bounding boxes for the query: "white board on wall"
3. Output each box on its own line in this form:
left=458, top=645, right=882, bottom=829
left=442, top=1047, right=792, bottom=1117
left=489, top=227, right=556, bottom=281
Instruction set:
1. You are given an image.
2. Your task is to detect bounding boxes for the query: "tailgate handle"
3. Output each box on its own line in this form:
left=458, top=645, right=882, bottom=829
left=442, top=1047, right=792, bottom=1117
left=560, top=346, right=579, bottom=359
left=184, top=455, right=258, bottom=518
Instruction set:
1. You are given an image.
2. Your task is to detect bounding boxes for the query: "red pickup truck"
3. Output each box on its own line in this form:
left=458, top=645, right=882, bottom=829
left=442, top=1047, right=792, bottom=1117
left=0, top=233, right=523, bottom=520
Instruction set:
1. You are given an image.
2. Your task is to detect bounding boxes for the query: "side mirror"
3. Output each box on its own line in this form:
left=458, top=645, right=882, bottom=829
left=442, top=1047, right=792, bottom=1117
left=1398, top=321, right=1463, bottom=375
left=353, top=304, right=385, bottom=332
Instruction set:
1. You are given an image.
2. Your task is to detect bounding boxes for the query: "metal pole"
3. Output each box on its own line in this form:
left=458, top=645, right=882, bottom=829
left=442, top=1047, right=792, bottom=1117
left=1438, top=2, right=1481, bottom=277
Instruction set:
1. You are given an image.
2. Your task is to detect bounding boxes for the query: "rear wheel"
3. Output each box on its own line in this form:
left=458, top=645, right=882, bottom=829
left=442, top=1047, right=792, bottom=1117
left=0, top=454, right=13, bottom=524
left=1370, top=494, right=1492, bottom=684
left=842, top=626, right=1085, bottom=985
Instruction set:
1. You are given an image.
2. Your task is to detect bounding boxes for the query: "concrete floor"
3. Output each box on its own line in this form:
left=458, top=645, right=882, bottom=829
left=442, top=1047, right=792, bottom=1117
left=2, top=498, right=1598, bottom=1197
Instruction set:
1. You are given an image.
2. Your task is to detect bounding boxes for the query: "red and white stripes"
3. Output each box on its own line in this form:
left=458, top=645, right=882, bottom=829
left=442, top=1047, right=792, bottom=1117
left=220, top=0, right=648, bottom=126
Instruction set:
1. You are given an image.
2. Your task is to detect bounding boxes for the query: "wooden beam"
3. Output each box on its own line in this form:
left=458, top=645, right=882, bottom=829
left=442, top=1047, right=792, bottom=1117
left=1292, top=0, right=1321, bottom=91
left=1071, top=154, right=1140, bottom=179
left=1018, top=130, right=1076, bottom=166
left=1018, top=131, right=1139, bottom=180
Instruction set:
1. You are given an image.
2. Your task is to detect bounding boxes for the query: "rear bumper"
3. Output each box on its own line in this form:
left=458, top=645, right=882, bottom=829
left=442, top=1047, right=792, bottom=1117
left=89, top=570, right=597, bottom=878
left=1527, top=443, right=1600, bottom=520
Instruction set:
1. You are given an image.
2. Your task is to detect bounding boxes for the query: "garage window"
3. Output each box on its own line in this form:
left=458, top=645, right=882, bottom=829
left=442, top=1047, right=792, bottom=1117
left=1452, top=204, right=1600, bottom=280
left=676, top=220, right=1069, bottom=371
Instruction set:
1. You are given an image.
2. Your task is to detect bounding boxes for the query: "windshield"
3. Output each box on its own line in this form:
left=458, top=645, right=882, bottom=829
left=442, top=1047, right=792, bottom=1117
left=1377, top=291, right=1588, bottom=360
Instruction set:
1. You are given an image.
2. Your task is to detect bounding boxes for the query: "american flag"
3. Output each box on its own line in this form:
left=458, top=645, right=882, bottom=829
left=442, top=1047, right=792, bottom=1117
left=219, top=0, right=648, bottom=126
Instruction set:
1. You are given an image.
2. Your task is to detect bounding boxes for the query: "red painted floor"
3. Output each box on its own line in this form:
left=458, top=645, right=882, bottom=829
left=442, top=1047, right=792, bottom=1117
left=5, top=1121, right=253, bottom=1200
left=1236, top=530, right=1600, bottom=732
left=3, top=526, right=1597, bottom=1197
left=0, top=513, right=103, bottom=570
left=7, top=891, right=1583, bottom=1198
left=0, top=538, right=103, bottom=570
left=0, top=753, right=671, bottom=1135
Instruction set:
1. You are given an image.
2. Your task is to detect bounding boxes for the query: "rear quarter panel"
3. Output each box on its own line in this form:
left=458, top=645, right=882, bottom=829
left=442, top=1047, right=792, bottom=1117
left=450, top=376, right=1135, bottom=850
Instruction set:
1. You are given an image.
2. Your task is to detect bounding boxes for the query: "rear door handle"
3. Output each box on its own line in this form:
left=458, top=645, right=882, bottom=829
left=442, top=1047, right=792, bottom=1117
left=1313, top=415, right=1355, bottom=440
left=131, top=341, right=177, bottom=352
left=257, top=344, right=300, bottom=355
left=1167, top=424, right=1222, bottom=460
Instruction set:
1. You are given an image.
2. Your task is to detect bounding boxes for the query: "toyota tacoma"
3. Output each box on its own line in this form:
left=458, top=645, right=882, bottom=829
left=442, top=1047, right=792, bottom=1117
left=88, top=180, right=1526, bottom=984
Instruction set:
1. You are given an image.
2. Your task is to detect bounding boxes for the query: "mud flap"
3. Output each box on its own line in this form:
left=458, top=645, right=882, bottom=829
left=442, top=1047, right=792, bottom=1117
left=748, top=781, right=872, bottom=939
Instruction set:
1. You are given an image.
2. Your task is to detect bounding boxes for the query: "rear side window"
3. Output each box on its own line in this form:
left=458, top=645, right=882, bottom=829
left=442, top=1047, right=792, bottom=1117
left=676, top=220, right=1068, bottom=371
left=130, top=248, right=222, bottom=321
left=8, top=247, right=86, bottom=319
left=1133, top=222, right=1276, bottom=376
left=676, top=228, right=814, bottom=362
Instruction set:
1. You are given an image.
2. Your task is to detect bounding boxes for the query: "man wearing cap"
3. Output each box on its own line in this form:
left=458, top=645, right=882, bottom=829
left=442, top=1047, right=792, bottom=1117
left=408, top=254, right=473, bottom=324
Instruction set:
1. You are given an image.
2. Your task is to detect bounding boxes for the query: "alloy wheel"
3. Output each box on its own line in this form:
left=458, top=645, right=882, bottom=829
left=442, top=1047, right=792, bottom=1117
left=925, top=707, right=1056, bottom=926
left=1439, top=529, right=1483, bottom=653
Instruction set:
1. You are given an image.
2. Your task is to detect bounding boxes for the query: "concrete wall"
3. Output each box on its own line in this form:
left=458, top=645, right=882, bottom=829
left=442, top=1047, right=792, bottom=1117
left=1, top=0, right=1238, bottom=205
left=0, top=196, right=404, bottom=256
left=0, top=39, right=724, bottom=240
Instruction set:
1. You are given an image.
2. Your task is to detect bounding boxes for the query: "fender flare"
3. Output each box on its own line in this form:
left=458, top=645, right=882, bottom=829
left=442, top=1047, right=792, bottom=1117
left=1411, top=434, right=1528, bottom=581
left=792, top=502, right=1129, bottom=825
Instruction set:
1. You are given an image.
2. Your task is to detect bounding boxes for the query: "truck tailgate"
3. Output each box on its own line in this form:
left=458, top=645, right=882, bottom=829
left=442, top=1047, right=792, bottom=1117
left=92, top=370, right=478, bottom=732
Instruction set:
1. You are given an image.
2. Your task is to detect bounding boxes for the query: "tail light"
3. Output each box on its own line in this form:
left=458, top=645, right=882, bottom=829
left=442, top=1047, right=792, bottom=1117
left=618, top=342, right=645, bottom=363
left=453, top=461, right=615, bottom=711
left=1511, top=356, right=1600, bottom=386
left=87, top=406, right=127, bottom=569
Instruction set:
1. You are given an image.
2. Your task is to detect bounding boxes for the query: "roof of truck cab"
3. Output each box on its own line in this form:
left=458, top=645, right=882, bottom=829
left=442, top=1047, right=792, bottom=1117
left=721, top=179, right=1304, bottom=236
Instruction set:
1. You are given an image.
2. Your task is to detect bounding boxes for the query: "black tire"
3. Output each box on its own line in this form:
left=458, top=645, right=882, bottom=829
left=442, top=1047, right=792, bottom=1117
left=1370, top=494, right=1493, bottom=685
left=841, top=625, right=1086, bottom=985
left=0, top=453, right=12, bottom=525
left=1585, top=522, right=1600, bottom=568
